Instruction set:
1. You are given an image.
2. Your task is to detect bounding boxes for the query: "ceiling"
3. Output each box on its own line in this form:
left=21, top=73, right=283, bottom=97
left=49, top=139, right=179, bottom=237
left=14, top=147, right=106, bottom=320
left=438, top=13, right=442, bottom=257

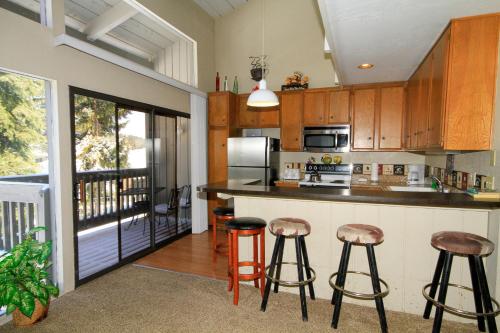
left=318, top=0, right=500, bottom=85
left=193, top=0, right=247, bottom=18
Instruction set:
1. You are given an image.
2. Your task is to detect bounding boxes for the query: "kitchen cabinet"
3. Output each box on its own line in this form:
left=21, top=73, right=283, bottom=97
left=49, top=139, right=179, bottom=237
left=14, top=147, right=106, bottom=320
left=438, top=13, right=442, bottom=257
left=280, top=90, right=304, bottom=151
left=328, top=90, right=350, bottom=124
left=405, top=14, right=499, bottom=151
left=207, top=92, right=238, bottom=223
left=352, top=88, right=376, bottom=150
left=303, top=90, right=328, bottom=125
left=237, top=93, right=280, bottom=128
left=379, top=86, right=404, bottom=149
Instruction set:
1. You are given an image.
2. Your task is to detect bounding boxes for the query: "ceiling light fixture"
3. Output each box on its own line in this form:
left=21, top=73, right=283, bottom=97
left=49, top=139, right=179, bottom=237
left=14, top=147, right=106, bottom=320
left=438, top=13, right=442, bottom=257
left=247, top=0, right=279, bottom=108
left=358, top=63, right=374, bottom=69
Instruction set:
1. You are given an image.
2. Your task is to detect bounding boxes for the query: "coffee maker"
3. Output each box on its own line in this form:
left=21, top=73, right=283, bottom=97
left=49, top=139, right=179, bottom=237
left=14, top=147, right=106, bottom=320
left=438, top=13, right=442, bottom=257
left=407, top=164, right=425, bottom=185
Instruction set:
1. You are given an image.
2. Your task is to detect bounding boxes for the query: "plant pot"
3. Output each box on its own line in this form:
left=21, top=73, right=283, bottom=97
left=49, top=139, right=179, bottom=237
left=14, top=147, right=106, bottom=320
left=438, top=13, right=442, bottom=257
left=12, top=299, right=49, bottom=327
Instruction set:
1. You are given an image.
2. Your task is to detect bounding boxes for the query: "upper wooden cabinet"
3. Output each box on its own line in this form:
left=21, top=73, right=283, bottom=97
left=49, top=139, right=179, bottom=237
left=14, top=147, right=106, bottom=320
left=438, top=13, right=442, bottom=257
left=406, top=14, right=499, bottom=151
left=303, top=90, right=328, bottom=125
left=237, top=93, right=280, bottom=128
left=379, top=86, right=405, bottom=149
left=280, top=91, right=304, bottom=151
left=352, top=89, right=376, bottom=150
left=303, top=89, right=350, bottom=126
left=208, top=92, right=237, bottom=127
left=328, top=90, right=351, bottom=124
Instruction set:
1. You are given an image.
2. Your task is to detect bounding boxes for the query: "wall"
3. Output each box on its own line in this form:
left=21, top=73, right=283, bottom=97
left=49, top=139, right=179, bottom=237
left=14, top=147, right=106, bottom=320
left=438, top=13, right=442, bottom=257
left=138, top=0, right=215, bottom=92
left=214, top=0, right=337, bottom=93
left=0, top=7, right=196, bottom=293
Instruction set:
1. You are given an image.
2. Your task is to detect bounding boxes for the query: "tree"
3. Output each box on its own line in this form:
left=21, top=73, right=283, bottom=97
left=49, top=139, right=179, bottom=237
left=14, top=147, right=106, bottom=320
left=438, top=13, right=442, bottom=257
left=0, top=73, right=46, bottom=176
left=74, top=95, right=131, bottom=171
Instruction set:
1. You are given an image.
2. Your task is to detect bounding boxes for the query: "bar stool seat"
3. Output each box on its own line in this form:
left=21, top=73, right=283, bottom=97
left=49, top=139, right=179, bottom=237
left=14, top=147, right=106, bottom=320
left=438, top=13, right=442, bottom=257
left=337, top=224, right=384, bottom=245
left=431, top=231, right=494, bottom=256
left=226, top=217, right=266, bottom=230
left=269, top=217, right=311, bottom=237
left=213, top=206, right=235, bottom=216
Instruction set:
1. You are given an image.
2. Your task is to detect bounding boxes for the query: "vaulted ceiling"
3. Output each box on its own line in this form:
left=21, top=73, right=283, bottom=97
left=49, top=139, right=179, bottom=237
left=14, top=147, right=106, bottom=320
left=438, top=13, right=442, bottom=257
left=193, top=0, right=247, bottom=18
left=318, top=0, right=500, bottom=85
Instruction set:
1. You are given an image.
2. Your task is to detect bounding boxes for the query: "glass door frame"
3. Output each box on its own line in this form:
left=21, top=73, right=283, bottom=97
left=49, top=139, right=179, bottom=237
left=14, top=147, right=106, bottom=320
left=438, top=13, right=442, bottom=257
left=69, top=86, right=190, bottom=287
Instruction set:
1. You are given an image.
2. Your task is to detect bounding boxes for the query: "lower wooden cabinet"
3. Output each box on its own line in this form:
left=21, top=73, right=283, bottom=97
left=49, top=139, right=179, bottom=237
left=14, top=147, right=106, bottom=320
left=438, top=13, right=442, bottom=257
left=280, top=91, right=304, bottom=151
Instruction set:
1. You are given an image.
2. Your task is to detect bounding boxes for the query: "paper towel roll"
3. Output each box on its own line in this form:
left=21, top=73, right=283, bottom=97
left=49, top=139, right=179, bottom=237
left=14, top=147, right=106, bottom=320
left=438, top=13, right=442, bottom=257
left=371, top=163, right=379, bottom=182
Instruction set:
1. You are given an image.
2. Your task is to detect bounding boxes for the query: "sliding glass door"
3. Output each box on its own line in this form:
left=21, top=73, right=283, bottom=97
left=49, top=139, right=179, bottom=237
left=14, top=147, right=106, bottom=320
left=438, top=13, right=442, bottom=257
left=70, top=87, right=191, bottom=285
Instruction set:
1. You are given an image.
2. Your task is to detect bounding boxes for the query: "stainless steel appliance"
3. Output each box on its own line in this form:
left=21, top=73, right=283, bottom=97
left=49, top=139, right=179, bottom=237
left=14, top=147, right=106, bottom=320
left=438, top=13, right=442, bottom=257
left=303, top=125, right=350, bottom=153
left=227, top=137, right=280, bottom=185
left=299, top=164, right=352, bottom=188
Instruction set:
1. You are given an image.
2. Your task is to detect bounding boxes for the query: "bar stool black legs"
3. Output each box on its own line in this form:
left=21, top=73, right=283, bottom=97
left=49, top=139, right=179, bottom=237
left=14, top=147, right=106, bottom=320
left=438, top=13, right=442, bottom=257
left=330, top=224, right=388, bottom=333
left=423, top=231, right=499, bottom=333
left=261, top=217, right=316, bottom=322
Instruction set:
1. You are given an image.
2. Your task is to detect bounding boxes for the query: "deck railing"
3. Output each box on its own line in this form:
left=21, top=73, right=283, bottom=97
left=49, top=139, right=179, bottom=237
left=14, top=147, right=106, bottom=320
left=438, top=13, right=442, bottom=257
left=0, top=182, right=50, bottom=253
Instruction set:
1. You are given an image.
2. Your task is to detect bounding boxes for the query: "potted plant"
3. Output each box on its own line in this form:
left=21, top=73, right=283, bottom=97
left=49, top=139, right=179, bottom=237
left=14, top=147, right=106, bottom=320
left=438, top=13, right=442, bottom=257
left=0, top=227, right=59, bottom=327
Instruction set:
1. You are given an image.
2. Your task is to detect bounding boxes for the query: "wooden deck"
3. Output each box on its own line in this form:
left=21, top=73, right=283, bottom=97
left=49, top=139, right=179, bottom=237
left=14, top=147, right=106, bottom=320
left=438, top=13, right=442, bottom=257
left=78, top=208, right=191, bottom=279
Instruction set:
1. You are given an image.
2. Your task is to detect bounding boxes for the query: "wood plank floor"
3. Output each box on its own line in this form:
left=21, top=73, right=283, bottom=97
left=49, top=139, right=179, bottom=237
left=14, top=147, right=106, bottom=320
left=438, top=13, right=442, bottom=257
left=135, top=229, right=228, bottom=281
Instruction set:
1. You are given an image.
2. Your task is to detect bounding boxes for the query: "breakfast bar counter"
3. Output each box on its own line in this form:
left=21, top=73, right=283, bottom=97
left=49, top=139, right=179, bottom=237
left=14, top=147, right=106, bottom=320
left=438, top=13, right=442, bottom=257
left=198, top=182, right=500, bottom=325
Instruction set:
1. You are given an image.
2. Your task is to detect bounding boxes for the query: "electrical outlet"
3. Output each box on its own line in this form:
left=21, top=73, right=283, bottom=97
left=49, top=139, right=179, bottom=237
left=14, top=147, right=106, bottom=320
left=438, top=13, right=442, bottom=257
left=491, top=150, right=496, bottom=167
left=483, top=176, right=495, bottom=191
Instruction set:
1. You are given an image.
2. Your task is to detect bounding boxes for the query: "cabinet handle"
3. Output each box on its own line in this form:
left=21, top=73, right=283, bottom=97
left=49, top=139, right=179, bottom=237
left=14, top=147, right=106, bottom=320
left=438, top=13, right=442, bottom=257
left=295, top=138, right=298, bottom=141
left=368, top=137, right=372, bottom=140
left=382, top=136, right=386, bottom=140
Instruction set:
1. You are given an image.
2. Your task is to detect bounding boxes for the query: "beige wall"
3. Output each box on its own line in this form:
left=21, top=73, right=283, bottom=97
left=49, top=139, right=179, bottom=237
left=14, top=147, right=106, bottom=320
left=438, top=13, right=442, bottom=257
left=0, top=7, right=197, bottom=293
left=214, top=0, right=337, bottom=93
left=138, top=0, right=215, bottom=92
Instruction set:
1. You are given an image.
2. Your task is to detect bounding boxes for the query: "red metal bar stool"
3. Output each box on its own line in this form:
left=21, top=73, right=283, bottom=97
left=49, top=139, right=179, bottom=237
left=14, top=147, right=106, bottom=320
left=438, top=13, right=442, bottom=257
left=225, top=217, right=266, bottom=305
left=212, top=206, right=234, bottom=253
left=330, top=224, right=389, bottom=332
left=423, top=231, right=499, bottom=333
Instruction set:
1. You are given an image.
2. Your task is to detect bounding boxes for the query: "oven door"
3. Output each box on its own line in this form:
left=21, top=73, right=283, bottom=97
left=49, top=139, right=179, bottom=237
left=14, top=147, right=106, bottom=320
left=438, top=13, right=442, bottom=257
left=303, top=133, right=337, bottom=152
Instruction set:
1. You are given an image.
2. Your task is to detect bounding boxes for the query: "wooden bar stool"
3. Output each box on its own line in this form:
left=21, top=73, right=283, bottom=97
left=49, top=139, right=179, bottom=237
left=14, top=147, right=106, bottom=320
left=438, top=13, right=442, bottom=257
left=261, top=217, right=316, bottom=322
left=423, top=231, right=499, bottom=333
left=212, top=206, right=234, bottom=253
left=330, top=224, right=389, bottom=332
left=225, top=217, right=266, bottom=305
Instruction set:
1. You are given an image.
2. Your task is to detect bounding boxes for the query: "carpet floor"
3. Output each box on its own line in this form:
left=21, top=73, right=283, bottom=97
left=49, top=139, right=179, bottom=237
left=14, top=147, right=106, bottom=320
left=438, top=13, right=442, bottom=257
left=1, top=265, right=476, bottom=332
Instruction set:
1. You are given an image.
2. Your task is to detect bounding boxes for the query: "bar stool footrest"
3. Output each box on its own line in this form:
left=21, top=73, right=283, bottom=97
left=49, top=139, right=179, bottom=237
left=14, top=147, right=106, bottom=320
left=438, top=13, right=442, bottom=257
left=265, top=262, right=316, bottom=287
left=423, top=282, right=500, bottom=319
left=329, top=270, right=389, bottom=300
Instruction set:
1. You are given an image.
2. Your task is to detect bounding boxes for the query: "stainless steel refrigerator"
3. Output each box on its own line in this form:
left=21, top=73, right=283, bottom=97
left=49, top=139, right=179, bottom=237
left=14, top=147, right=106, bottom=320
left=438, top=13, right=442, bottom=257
left=227, top=137, right=280, bottom=185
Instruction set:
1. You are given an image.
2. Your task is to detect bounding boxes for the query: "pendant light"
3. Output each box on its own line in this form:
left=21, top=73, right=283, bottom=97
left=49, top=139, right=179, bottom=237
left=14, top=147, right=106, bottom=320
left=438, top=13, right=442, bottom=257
left=247, top=0, right=279, bottom=108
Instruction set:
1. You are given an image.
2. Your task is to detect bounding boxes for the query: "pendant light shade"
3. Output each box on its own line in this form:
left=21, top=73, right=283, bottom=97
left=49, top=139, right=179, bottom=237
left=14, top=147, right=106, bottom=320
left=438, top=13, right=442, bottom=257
left=247, top=79, right=279, bottom=107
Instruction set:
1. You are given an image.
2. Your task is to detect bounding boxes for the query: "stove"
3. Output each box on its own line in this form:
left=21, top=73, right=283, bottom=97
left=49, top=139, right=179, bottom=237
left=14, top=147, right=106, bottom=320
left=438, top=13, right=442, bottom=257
left=298, top=164, right=352, bottom=188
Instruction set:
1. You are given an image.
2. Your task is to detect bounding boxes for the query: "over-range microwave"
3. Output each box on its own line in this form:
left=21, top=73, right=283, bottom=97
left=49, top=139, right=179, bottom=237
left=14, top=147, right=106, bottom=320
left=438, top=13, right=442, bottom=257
left=303, top=125, right=350, bottom=153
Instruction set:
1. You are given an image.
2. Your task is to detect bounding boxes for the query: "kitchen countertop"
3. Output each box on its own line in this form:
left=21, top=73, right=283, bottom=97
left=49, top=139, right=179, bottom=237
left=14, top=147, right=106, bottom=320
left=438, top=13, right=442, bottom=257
left=198, top=181, right=500, bottom=209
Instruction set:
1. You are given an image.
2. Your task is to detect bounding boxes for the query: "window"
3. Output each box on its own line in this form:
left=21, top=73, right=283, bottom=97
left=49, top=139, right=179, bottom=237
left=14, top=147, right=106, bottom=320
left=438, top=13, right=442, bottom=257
left=0, top=0, right=47, bottom=25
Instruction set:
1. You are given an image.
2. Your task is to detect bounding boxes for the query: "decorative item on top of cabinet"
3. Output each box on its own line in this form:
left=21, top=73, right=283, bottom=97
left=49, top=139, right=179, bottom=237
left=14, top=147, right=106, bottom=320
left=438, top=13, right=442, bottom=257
left=282, top=71, right=309, bottom=91
left=280, top=90, right=304, bottom=151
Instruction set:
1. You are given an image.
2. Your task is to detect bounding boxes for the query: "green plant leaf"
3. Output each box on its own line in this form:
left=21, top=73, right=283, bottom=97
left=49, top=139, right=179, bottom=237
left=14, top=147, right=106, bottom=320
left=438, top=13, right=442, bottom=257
left=6, top=303, right=17, bottom=315
left=11, top=247, right=27, bottom=266
left=27, top=226, right=47, bottom=236
left=38, top=294, right=48, bottom=307
left=20, top=292, right=35, bottom=318
left=4, top=284, right=16, bottom=304
left=45, top=283, right=59, bottom=297
left=38, top=241, right=52, bottom=263
left=11, top=289, right=21, bottom=307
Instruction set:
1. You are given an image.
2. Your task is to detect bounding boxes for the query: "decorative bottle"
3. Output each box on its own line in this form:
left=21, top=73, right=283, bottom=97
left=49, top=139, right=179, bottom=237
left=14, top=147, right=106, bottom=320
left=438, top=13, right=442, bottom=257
left=232, top=76, right=239, bottom=94
left=223, top=76, right=228, bottom=91
left=215, top=72, right=220, bottom=91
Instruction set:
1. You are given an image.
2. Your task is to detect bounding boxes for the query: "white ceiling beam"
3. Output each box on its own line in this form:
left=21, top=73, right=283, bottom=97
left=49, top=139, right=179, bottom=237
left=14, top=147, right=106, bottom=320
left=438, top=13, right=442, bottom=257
left=84, top=1, right=138, bottom=41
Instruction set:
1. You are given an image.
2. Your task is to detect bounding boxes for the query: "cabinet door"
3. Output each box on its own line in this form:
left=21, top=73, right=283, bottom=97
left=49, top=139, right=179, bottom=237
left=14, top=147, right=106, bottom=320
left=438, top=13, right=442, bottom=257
left=303, top=90, right=328, bottom=125
left=208, top=93, right=228, bottom=126
left=379, top=87, right=404, bottom=149
left=428, top=28, right=450, bottom=148
left=280, top=91, right=304, bottom=151
left=352, top=89, right=376, bottom=150
left=237, top=94, right=258, bottom=128
left=207, top=127, right=228, bottom=183
left=328, top=90, right=350, bottom=124
left=406, top=75, right=419, bottom=149
left=417, top=54, right=433, bottom=148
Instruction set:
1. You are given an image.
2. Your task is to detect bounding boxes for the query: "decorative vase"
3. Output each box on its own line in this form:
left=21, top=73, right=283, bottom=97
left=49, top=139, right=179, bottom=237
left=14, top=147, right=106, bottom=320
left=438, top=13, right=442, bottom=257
left=13, top=299, right=49, bottom=327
